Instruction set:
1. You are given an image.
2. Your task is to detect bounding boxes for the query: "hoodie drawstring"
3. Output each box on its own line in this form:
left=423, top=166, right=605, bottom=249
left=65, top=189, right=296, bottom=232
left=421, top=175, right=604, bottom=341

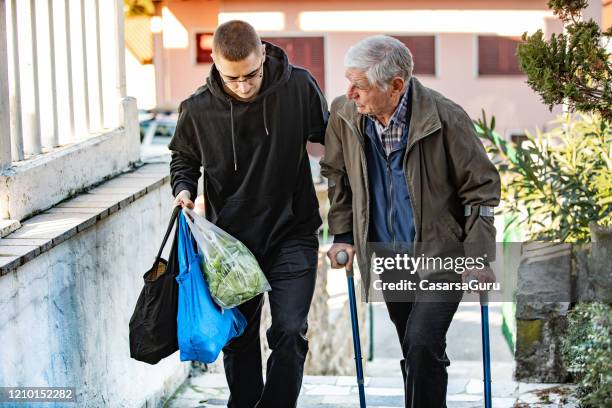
left=229, top=95, right=270, bottom=172
left=263, top=96, right=269, bottom=136
left=230, top=100, right=238, bottom=172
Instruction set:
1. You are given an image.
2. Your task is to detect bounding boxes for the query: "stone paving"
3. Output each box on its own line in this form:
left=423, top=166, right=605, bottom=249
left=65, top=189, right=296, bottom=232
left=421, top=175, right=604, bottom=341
left=164, top=372, right=578, bottom=408
left=164, top=303, right=579, bottom=408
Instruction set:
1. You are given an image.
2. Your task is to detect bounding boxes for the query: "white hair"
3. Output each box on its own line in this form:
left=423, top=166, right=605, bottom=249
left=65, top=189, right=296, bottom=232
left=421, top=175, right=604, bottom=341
left=344, top=35, right=413, bottom=90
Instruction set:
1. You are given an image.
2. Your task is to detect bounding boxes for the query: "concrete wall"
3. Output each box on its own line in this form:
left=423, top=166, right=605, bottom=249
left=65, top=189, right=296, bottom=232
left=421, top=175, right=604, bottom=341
left=0, top=181, right=189, bottom=407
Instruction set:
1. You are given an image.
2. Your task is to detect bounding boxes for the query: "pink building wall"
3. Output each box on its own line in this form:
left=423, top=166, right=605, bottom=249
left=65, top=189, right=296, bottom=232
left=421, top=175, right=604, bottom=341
left=155, top=0, right=219, bottom=107
left=322, top=31, right=563, bottom=137
left=152, top=0, right=565, bottom=138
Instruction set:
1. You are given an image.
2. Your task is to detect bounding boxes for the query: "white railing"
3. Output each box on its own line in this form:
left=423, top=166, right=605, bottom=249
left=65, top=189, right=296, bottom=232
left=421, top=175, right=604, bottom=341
left=0, top=0, right=127, bottom=170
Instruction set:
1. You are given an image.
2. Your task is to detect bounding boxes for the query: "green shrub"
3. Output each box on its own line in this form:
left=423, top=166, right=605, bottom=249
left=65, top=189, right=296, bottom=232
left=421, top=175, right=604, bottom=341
left=561, top=302, right=612, bottom=407
left=517, top=0, right=611, bottom=121
left=475, top=112, right=611, bottom=243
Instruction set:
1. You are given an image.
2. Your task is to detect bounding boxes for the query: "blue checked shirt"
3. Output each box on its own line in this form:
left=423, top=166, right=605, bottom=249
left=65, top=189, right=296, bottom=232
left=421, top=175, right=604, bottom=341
left=370, top=86, right=410, bottom=156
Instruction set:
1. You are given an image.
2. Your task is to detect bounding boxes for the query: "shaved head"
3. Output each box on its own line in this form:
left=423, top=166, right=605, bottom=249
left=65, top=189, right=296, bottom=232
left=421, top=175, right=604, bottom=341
left=213, top=20, right=262, bottom=61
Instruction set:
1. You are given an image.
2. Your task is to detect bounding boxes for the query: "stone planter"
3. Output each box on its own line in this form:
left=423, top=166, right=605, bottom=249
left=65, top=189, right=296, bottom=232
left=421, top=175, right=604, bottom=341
left=515, top=225, right=612, bottom=383
left=515, top=242, right=572, bottom=383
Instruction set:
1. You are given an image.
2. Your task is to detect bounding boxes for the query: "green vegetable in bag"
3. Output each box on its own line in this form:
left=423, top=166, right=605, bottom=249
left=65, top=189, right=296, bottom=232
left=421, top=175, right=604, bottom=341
left=182, top=208, right=271, bottom=308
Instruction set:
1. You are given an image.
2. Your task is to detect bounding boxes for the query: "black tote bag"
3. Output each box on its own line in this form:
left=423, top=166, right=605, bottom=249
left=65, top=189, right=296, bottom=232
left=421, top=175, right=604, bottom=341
left=129, top=205, right=181, bottom=364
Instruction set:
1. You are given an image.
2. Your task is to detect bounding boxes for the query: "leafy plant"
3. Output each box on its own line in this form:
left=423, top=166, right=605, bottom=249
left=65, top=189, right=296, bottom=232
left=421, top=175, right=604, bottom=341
left=475, top=111, right=611, bottom=243
left=561, top=302, right=612, bottom=407
left=516, top=0, right=611, bottom=121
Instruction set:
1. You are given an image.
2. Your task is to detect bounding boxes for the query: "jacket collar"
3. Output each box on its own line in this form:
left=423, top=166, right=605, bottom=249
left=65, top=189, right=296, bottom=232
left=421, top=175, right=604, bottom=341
left=337, top=77, right=442, bottom=147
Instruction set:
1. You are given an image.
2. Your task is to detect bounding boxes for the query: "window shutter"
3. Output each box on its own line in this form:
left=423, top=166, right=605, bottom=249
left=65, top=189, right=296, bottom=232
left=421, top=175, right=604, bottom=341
left=478, top=36, right=524, bottom=75
left=262, top=37, right=325, bottom=92
left=394, top=36, right=436, bottom=75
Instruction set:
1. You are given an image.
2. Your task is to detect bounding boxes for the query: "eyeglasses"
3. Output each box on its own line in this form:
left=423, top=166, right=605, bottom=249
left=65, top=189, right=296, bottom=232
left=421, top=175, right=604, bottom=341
left=218, top=61, right=264, bottom=85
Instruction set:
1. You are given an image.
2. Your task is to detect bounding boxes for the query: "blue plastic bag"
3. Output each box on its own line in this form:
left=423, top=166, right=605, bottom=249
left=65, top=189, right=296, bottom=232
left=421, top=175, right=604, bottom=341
left=176, top=210, right=247, bottom=363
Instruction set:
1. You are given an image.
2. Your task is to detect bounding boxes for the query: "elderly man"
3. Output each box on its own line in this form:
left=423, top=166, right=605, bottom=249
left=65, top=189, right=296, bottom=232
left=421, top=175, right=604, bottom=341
left=170, top=20, right=328, bottom=408
left=321, top=35, right=500, bottom=407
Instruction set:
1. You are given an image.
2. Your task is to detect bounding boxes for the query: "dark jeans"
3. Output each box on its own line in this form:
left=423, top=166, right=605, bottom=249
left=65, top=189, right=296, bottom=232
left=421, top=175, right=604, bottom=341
left=385, top=299, right=460, bottom=408
left=222, top=235, right=319, bottom=408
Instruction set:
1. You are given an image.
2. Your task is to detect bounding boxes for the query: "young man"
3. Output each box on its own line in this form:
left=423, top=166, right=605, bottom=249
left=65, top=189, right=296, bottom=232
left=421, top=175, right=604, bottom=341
left=169, top=20, right=328, bottom=408
left=321, top=35, right=500, bottom=407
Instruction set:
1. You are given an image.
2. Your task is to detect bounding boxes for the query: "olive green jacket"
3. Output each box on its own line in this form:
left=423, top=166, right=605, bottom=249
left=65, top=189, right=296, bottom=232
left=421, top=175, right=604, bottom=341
left=320, top=77, right=501, bottom=295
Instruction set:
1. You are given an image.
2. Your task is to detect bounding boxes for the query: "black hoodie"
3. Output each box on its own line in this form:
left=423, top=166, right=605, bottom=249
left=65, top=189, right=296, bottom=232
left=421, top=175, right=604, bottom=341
left=169, top=42, right=328, bottom=266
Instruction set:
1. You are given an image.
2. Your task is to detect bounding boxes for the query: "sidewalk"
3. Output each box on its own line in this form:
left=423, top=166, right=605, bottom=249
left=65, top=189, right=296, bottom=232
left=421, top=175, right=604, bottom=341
left=164, top=372, right=577, bottom=407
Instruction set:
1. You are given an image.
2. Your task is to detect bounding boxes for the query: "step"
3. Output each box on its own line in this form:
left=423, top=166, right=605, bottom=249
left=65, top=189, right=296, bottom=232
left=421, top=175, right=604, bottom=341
left=0, top=219, right=20, bottom=238
left=164, top=373, right=578, bottom=408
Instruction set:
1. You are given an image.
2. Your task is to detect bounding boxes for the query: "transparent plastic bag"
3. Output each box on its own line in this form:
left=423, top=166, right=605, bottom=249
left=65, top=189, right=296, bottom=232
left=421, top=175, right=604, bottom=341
left=182, top=207, right=271, bottom=308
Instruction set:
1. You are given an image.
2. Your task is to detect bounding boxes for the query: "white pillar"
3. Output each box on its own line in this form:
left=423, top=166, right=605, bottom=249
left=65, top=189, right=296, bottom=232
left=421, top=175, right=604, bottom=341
left=47, top=0, right=59, bottom=147
left=64, top=0, right=75, bottom=141
left=25, top=0, right=41, bottom=156
left=115, top=0, right=125, bottom=99
left=94, top=0, right=104, bottom=130
left=8, top=0, right=23, bottom=161
left=120, top=96, right=140, bottom=163
left=79, top=0, right=90, bottom=132
left=0, top=0, right=12, bottom=169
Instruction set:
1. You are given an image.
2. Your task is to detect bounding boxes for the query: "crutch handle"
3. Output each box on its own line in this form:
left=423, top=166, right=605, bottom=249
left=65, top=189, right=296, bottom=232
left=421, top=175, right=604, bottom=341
left=336, top=250, right=354, bottom=277
left=336, top=250, right=349, bottom=265
left=480, top=290, right=489, bottom=306
left=468, top=278, right=489, bottom=306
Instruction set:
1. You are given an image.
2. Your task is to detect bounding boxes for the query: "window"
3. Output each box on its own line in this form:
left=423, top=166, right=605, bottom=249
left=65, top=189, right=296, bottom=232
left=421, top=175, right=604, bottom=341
left=478, top=36, right=524, bottom=76
left=510, top=133, right=529, bottom=148
left=393, top=36, right=436, bottom=76
left=261, top=37, right=325, bottom=92
left=195, top=32, right=214, bottom=64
